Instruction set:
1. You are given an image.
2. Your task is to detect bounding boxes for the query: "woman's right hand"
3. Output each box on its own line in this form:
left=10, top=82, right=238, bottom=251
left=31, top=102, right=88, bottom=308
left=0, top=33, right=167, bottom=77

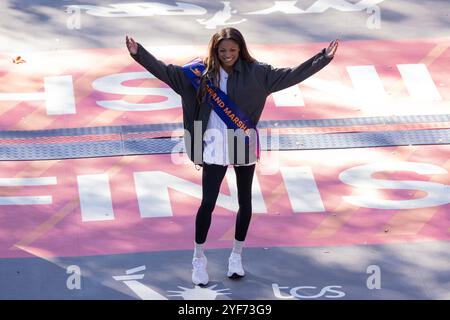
left=325, top=39, right=338, bottom=59
left=126, top=35, right=138, bottom=55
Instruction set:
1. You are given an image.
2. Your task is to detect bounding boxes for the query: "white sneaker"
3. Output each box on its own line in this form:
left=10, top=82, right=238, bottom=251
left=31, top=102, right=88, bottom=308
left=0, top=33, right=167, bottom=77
left=227, top=252, right=245, bottom=278
left=192, top=255, right=209, bottom=285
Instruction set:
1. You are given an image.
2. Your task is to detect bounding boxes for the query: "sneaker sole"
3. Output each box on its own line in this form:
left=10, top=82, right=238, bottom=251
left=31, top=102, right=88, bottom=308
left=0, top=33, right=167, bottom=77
left=195, top=282, right=209, bottom=286
left=227, top=272, right=245, bottom=279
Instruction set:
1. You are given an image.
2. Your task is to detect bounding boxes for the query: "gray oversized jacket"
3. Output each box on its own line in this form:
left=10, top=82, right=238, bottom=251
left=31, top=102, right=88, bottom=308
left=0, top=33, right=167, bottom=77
left=130, top=43, right=333, bottom=165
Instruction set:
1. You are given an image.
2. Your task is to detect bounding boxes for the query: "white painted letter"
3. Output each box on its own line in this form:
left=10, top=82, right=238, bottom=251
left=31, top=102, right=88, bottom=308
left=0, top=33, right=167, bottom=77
left=92, top=72, right=181, bottom=111
left=0, top=177, right=57, bottom=205
left=77, top=174, right=114, bottom=222
left=340, top=162, right=450, bottom=209
left=246, top=1, right=304, bottom=15
left=397, top=64, right=442, bottom=101
left=76, top=3, right=206, bottom=17
left=272, top=85, right=305, bottom=107
left=134, top=171, right=266, bottom=218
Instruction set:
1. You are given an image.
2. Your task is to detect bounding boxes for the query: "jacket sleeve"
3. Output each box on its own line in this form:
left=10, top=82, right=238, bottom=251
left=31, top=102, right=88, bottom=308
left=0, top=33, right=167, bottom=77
left=130, top=43, right=190, bottom=95
left=262, top=48, right=333, bottom=94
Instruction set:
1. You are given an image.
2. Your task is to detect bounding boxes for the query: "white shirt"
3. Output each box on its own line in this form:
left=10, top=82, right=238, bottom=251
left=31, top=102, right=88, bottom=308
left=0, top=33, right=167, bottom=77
left=203, top=67, right=230, bottom=165
left=203, top=67, right=257, bottom=166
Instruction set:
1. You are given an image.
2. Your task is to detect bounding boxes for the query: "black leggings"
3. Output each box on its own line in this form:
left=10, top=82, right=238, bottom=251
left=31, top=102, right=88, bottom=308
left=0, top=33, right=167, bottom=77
left=195, top=163, right=256, bottom=244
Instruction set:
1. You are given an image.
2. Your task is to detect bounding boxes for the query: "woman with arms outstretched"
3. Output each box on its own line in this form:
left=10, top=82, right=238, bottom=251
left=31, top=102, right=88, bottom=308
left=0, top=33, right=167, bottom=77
left=126, top=28, right=338, bottom=286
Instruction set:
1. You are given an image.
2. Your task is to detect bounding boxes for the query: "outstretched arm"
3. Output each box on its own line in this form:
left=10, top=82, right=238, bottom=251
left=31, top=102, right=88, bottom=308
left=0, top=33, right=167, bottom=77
left=263, top=39, right=338, bottom=94
left=126, top=35, right=138, bottom=55
left=126, top=35, right=189, bottom=95
left=325, top=39, right=339, bottom=59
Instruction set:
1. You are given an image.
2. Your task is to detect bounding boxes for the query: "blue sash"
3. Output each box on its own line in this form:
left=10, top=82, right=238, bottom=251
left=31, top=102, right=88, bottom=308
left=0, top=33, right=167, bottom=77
left=182, top=58, right=260, bottom=159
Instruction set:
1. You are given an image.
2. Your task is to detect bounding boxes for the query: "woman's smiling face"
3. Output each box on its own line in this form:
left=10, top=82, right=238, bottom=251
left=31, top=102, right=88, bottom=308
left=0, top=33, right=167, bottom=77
left=218, top=39, right=240, bottom=71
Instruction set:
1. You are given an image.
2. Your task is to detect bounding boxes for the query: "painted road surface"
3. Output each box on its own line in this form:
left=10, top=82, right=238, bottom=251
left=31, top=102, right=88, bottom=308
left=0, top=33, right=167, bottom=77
left=0, top=0, right=449, bottom=300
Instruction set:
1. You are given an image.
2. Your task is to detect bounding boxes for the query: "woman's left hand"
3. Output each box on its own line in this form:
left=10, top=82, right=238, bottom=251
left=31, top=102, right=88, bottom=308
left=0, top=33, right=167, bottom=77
left=325, top=39, right=339, bottom=58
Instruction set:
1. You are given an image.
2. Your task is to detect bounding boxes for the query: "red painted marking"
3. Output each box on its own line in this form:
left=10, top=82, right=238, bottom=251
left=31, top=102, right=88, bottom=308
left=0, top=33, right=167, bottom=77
left=0, top=145, right=448, bottom=258
left=0, top=38, right=449, bottom=131
left=0, top=134, right=121, bottom=145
